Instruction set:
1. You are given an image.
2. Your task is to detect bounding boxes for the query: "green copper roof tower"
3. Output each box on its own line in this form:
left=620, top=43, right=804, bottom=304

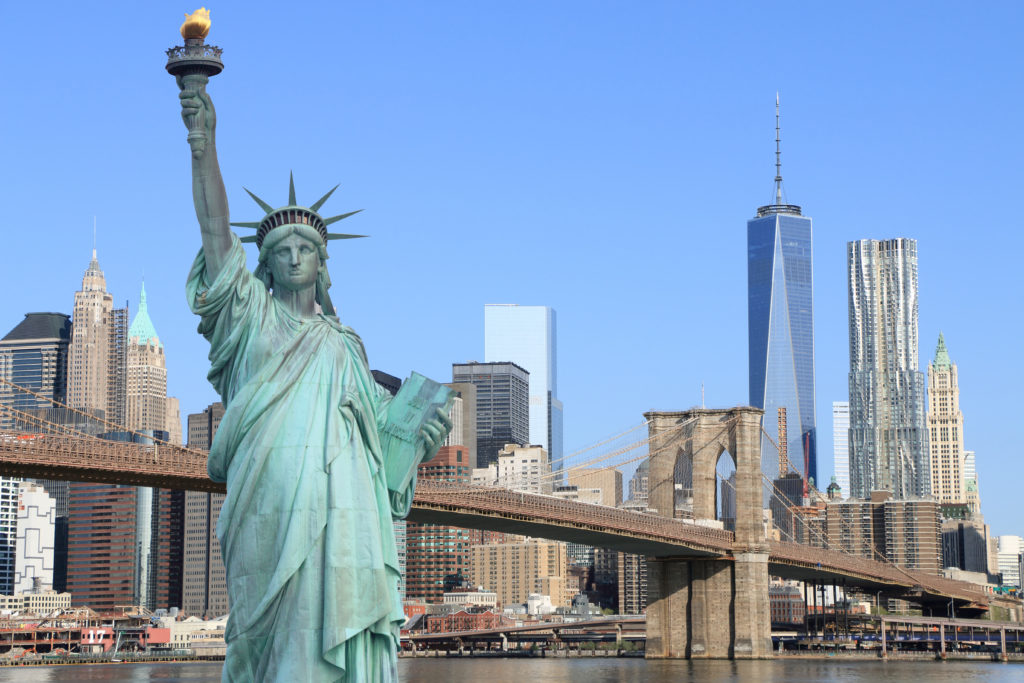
left=933, top=332, right=952, bottom=371
left=128, top=283, right=161, bottom=347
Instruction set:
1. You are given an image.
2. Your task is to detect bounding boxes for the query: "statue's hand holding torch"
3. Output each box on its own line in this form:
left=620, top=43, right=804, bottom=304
left=166, top=8, right=223, bottom=162
left=178, top=75, right=215, bottom=160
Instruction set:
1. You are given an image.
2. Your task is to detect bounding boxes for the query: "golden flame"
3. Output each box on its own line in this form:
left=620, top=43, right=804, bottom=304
left=180, top=8, right=211, bottom=40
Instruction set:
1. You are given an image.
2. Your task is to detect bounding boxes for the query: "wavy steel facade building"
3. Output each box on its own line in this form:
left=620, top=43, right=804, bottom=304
left=847, top=238, right=929, bottom=499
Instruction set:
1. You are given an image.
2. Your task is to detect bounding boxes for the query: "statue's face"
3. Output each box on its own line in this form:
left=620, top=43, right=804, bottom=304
left=268, top=233, right=321, bottom=291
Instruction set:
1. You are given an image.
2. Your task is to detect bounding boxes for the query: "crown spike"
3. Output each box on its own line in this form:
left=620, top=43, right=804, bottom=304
left=324, top=209, right=363, bottom=226
left=229, top=221, right=261, bottom=229
left=288, top=171, right=297, bottom=206
left=239, top=235, right=259, bottom=243
left=244, top=188, right=275, bottom=214
left=326, top=233, right=368, bottom=240
left=310, top=185, right=340, bottom=212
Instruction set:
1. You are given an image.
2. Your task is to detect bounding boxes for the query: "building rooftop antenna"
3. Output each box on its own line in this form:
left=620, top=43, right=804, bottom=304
left=756, top=93, right=801, bottom=217
left=92, top=216, right=97, bottom=260
left=774, top=92, right=783, bottom=205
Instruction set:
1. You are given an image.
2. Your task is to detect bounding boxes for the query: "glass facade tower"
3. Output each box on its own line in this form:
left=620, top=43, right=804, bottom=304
left=484, top=305, right=563, bottom=475
left=747, top=205, right=817, bottom=485
left=0, top=313, right=72, bottom=430
left=847, top=238, right=929, bottom=499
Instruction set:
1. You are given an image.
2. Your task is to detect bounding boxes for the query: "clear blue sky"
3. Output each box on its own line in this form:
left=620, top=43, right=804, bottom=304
left=1, top=2, right=1021, bottom=536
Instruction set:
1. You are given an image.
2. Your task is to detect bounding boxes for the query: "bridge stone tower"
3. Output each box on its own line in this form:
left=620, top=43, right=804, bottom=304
left=643, top=407, right=771, bottom=659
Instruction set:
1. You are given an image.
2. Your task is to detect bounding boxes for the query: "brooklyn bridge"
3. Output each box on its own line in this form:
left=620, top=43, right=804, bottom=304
left=0, top=380, right=1012, bottom=659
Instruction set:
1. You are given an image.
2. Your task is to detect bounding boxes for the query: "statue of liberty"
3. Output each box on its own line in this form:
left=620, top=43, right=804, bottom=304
left=178, top=69, right=451, bottom=681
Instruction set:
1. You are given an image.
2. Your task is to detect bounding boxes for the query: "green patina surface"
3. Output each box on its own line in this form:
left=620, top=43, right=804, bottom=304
left=128, top=283, right=161, bottom=346
left=173, top=28, right=451, bottom=681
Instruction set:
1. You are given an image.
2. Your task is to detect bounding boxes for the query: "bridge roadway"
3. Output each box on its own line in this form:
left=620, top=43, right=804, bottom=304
left=0, top=431, right=999, bottom=610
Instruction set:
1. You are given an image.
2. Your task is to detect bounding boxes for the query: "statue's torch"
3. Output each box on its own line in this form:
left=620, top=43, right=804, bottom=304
left=166, top=8, right=224, bottom=159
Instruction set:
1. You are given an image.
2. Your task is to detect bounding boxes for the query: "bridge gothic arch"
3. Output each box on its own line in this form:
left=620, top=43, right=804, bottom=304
left=646, top=407, right=765, bottom=548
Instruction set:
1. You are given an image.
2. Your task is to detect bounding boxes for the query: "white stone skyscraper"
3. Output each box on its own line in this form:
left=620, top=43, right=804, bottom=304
left=847, top=238, right=929, bottom=499
left=484, top=305, right=563, bottom=475
left=67, top=250, right=127, bottom=425
left=927, top=333, right=966, bottom=505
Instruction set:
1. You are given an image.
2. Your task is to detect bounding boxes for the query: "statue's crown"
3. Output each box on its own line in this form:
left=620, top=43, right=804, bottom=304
left=231, top=173, right=365, bottom=249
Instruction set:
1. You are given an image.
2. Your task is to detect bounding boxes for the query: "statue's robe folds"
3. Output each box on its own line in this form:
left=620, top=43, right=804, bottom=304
left=188, top=236, right=406, bottom=682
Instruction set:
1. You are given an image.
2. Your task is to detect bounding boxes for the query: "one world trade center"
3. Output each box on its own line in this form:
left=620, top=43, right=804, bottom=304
left=747, top=96, right=817, bottom=490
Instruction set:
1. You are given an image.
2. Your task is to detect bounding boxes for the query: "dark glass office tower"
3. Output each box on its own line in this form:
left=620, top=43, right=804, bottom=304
left=451, top=361, right=529, bottom=468
left=747, top=98, right=817, bottom=487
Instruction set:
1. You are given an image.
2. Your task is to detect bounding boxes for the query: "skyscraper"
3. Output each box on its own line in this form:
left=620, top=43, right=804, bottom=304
left=451, top=361, right=529, bottom=468
left=126, top=284, right=166, bottom=433
left=164, top=397, right=183, bottom=445
left=927, top=334, right=966, bottom=506
left=66, top=250, right=127, bottom=424
left=0, top=313, right=72, bottom=593
left=963, top=450, right=981, bottom=514
left=847, top=238, right=929, bottom=499
left=404, top=445, right=472, bottom=602
left=747, top=99, right=817, bottom=485
left=443, top=382, right=477, bottom=468
left=832, top=401, right=850, bottom=497
left=67, top=477, right=175, bottom=611
left=0, top=480, right=18, bottom=594
left=0, top=313, right=71, bottom=430
left=14, top=482, right=56, bottom=593
left=181, top=402, right=228, bottom=618
left=997, top=535, right=1022, bottom=588
left=484, top=305, right=563, bottom=474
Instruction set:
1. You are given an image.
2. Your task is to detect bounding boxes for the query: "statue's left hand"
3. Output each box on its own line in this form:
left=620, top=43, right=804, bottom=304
left=420, top=407, right=453, bottom=453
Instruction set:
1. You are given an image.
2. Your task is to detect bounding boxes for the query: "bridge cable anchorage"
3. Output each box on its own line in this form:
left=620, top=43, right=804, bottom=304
left=0, top=376, right=204, bottom=455
left=755, top=431, right=980, bottom=600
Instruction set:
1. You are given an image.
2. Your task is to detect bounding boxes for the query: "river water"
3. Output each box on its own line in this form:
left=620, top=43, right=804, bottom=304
left=0, top=659, right=1022, bottom=682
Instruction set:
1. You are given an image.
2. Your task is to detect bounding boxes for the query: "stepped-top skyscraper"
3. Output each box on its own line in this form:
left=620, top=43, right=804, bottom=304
left=484, top=304, right=563, bottom=473
left=67, top=249, right=127, bottom=426
left=747, top=96, right=817, bottom=486
left=847, top=238, right=929, bottom=499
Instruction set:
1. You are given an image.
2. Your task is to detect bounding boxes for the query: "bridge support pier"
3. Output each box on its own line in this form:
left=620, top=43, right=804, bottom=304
left=645, top=408, right=772, bottom=660
left=647, top=553, right=770, bottom=659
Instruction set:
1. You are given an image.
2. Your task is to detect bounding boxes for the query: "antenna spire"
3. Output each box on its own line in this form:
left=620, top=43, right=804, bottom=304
left=92, top=216, right=97, bottom=260
left=774, top=92, right=783, bottom=205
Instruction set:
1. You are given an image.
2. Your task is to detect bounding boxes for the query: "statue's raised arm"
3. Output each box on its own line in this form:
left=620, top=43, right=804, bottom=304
left=179, top=75, right=232, bottom=280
